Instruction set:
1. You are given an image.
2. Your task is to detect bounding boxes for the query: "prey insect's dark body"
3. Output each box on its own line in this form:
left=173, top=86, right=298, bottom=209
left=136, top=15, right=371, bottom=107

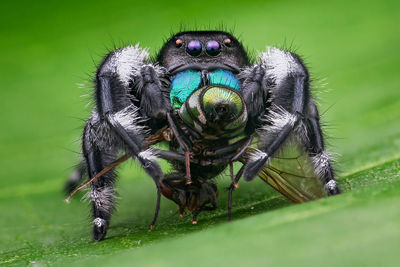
left=66, top=31, right=340, bottom=241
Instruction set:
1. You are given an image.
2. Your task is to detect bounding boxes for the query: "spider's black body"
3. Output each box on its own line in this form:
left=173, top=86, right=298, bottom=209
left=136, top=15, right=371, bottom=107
left=67, top=31, right=340, bottom=241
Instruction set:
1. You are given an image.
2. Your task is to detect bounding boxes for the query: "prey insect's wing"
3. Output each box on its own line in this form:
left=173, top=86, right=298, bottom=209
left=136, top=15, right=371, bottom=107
left=247, top=136, right=327, bottom=203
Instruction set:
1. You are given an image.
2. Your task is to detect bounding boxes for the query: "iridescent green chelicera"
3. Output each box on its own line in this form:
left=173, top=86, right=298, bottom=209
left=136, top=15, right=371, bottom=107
left=208, top=69, right=240, bottom=90
left=170, top=70, right=202, bottom=109
left=170, top=69, right=240, bottom=109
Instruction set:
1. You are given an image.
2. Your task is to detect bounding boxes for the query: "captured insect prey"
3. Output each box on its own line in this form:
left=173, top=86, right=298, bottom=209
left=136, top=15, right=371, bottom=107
left=65, top=31, right=341, bottom=241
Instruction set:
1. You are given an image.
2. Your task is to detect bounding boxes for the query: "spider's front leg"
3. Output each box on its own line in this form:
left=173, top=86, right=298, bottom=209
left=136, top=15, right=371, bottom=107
left=239, top=47, right=340, bottom=196
left=84, top=45, right=169, bottom=241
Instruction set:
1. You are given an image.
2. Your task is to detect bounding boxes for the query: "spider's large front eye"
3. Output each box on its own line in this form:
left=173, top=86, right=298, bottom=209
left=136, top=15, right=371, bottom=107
left=206, top=40, right=221, bottom=56
left=186, top=40, right=202, bottom=56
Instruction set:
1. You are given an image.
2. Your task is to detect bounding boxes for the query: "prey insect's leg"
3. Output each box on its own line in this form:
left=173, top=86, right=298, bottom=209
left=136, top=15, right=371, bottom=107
left=148, top=187, right=161, bottom=231
left=230, top=136, right=253, bottom=163
left=229, top=163, right=236, bottom=187
left=228, top=165, right=245, bottom=221
left=153, top=149, right=186, bottom=162
left=166, top=113, right=192, bottom=184
left=192, top=212, right=199, bottom=224
left=227, top=135, right=254, bottom=192
left=192, top=201, right=218, bottom=224
left=227, top=136, right=252, bottom=187
left=224, top=137, right=254, bottom=217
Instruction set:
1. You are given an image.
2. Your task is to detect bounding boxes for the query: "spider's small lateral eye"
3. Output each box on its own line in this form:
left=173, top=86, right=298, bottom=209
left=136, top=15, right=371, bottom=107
left=175, top=39, right=183, bottom=48
left=223, top=38, right=232, bottom=47
left=206, top=40, right=221, bottom=56
left=186, top=40, right=202, bottom=57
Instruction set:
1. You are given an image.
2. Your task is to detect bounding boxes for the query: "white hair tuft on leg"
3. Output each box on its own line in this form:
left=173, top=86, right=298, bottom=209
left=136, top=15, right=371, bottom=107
left=93, top=217, right=106, bottom=228
left=114, top=105, right=150, bottom=136
left=312, top=150, right=334, bottom=178
left=138, top=148, right=158, bottom=162
left=83, top=186, right=116, bottom=214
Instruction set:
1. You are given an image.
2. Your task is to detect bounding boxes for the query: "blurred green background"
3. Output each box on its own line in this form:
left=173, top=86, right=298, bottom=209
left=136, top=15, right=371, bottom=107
left=1, top=0, right=399, bottom=266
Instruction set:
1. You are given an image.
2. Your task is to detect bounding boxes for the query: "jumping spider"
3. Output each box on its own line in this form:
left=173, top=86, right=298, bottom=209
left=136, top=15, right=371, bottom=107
left=66, top=31, right=340, bottom=241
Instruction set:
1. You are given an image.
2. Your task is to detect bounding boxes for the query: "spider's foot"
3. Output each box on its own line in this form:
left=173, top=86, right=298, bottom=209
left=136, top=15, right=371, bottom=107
left=93, top=218, right=108, bottom=242
left=325, top=180, right=341, bottom=196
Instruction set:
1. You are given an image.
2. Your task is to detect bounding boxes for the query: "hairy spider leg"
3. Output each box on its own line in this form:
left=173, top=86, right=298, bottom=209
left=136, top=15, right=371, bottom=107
left=82, top=120, right=119, bottom=241
left=239, top=47, right=340, bottom=195
left=227, top=165, right=245, bottom=221
left=82, top=45, right=170, bottom=241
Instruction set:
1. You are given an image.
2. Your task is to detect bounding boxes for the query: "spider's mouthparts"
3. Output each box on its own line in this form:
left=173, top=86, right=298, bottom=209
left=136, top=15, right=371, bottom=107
left=168, top=63, right=240, bottom=75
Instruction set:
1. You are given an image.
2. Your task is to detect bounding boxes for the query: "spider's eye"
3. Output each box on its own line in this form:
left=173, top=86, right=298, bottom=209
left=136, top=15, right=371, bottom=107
left=175, top=39, right=183, bottom=48
left=186, top=40, right=202, bottom=57
left=206, top=40, right=221, bottom=56
left=223, top=38, right=232, bottom=47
